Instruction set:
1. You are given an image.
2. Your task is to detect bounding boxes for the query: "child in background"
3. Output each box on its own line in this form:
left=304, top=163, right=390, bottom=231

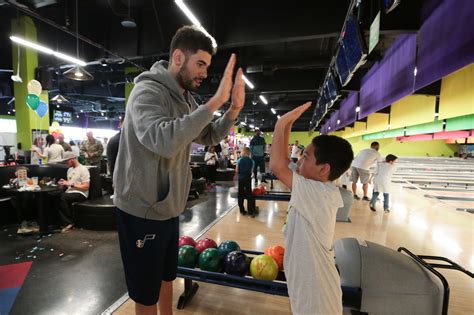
left=235, top=147, right=256, bottom=217
left=270, top=102, right=354, bottom=315
left=370, top=154, right=398, bottom=213
left=205, top=146, right=219, bottom=186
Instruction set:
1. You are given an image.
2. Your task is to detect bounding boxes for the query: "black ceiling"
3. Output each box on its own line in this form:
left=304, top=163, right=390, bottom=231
left=0, top=0, right=425, bottom=131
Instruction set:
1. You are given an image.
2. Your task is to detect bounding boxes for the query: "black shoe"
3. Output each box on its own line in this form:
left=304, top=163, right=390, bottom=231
left=353, top=195, right=360, bottom=200
left=362, top=196, right=370, bottom=201
left=250, top=213, right=256, bottom=218
left=240, top=210, right=248, bottom=216
left=369, top=205, right=376, bottom=212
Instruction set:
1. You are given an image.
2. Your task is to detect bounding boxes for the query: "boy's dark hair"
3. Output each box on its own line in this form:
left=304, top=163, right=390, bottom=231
left=370, top=141, right=379, bottom=148
left=170, top=25, right=216, bottom=56
left=385, top=154, right=398, bottom=162
left=311, top=135, right=354, bottom=181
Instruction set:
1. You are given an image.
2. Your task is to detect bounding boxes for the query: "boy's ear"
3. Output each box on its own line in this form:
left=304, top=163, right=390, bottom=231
left=320, top=163, right=331, bottom=180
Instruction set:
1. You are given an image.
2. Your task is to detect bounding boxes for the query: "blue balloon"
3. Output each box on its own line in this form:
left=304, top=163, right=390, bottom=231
left=35, top=100, right=48, bottom=118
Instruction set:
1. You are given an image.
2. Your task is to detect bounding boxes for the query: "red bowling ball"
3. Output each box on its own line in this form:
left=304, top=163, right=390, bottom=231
left=179, top=236, right=196, bottom=248
left=195, top=238, right=218, bottom=253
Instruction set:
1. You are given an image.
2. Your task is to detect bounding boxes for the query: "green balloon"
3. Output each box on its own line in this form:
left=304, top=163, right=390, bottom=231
left=26, top=94, right=40, bottom=110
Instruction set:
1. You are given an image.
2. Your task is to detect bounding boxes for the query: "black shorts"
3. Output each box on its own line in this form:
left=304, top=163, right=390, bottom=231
left=116, top=209, right=179, bottom=306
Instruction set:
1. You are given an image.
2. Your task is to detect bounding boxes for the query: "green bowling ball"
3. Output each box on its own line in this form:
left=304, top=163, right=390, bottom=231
left=198, top=248, right=222, bottom=272
left=217, top=240, right=241, bottom=258
left=178, top=245, right=199, bottom=268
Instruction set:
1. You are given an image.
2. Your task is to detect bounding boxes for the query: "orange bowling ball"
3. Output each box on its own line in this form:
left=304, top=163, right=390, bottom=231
left=265, top=245, right=285, bottom=271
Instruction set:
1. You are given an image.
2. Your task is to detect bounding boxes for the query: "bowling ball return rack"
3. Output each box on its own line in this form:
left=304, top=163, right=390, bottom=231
left=176, top=249, right=361, bottom=310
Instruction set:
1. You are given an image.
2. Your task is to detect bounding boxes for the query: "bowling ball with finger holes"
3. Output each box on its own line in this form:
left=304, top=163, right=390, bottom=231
left=265, top=245, right=285, bottom=271
left=217, top=240, right=241, bottom=258
left=195, top=238, right=218, bottom=253
left=179, top=235, right=196, bottom=248
left=198, top=248, right=222, bottom=272
left=224, top=251, right=248, bottom=276
left=178, top=245, right=199, bottom=268
left=250, top=254, right=279, bottom=281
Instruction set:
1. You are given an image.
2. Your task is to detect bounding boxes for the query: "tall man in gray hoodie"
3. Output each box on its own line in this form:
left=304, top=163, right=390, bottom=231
left=113, top=25, right=245, bottom=315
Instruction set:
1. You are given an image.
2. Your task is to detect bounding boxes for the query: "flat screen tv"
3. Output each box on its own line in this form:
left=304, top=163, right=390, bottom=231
left=53, top=110, right=73, bottom=124
left=335, top=14, right=367, bottom=86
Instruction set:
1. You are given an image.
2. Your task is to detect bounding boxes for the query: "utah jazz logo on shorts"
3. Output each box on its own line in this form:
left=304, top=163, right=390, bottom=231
left=136, top=234, right=156, bottom=248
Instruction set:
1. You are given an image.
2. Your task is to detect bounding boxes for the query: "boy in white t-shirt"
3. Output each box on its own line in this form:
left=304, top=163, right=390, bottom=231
left=369, top=154, right=398, bottom=213
left=270, top=102, right=354, bottom=315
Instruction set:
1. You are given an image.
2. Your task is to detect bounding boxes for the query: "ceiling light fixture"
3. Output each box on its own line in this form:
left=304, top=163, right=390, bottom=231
left=64, top=0, right=93, bottom=81
left=121, top=0, right=136, bottom=28
left=174, top=0, right=217, bottom=48
left=271, top=108, right=276, bottom=114
left=259, top=95, right=268, bottom=105
left=11, top=38, right=23, bottom=83
left=241, top=74, right=254, bottom=89
left=51, top=94, right=69, bottom=103
left=355, top=106, right=360, bottom=113
left=10, top=36, right=86, bottom=66
left=277, top=115, right=281, bottom=119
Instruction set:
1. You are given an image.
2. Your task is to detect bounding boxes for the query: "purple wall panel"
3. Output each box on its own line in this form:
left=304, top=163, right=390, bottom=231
left=415, top=0, right=474, bottom=90
left=338, top=91, right=358, bottom=128
left=328, top=111, right=340, bottom=132
left=359, top=34, right=416, bottom=119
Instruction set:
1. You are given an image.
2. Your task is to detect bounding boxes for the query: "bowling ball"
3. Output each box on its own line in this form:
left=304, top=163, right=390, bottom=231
left=264, top=245, right=285, bottom=271
left=217, top=240, right=241, bottom=258
left=195, top=238, right=218, bottom=253
left=179, top=235, right=196, bottom=248
left=178, top=245, right=199, bottom=268
left=252, top=186, right=265, bottom=196
left=224, top=251, right=248, bottom=276
left=250, top=254, right=279, bottom=281
left=198, top=248, right=222, bottom=272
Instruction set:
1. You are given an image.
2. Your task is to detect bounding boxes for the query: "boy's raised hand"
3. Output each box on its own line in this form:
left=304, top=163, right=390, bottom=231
left=278, top=102, right=312, bottom=126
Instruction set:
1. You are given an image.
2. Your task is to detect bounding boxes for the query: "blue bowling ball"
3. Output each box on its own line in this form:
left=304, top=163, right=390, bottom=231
left=224, top=251, right=248, bottom=276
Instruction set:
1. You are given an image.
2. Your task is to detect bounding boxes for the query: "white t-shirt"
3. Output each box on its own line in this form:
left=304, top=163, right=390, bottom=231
left=66, top=164, right=90, bottom=198
left=351, top=148, right=381, bottom=170
left=71, top=146, right=80, bottom=157
left=284, top=163, right=343, bottom=315
left=373, top=161, right=396, bottom=194
left=31, top=145, right=43, bottom=165
left=44, top=144, right=64, bottom=163
left=204, top=152, right=218, bottom=165
left=220, top=141, right=229, bottom=156
left=290, top=145, right=300, bottom=158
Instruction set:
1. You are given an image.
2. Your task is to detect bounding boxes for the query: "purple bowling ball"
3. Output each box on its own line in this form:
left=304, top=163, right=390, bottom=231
left=224, top=251, right=248, bottom=276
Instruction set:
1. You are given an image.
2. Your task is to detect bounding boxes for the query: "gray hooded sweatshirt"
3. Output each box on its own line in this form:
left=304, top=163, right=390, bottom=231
left=113, top=60, right=234, bottom=220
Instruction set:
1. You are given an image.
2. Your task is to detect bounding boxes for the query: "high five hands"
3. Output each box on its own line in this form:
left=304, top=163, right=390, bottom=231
left=207, top=54, right=245, bottom=119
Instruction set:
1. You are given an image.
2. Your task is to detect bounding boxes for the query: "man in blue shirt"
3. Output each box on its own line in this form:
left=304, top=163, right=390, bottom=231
left=235, top=147, right=256, bottom=217
left=249, top=130, right=267, bottom=184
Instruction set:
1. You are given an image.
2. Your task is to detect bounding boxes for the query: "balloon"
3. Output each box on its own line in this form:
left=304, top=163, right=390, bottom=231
left=51, top=121, right=60, bottom=127
left=26, top=94, right=40, bottom=110
left=35, top=100, right=48, bottom=118
left=27, top=80, right=42, bottom=96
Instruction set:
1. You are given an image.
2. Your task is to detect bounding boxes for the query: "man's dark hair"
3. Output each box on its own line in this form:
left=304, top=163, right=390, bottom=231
left=370, top=141, right=379, bottom=148
left=311, top=135, right=354, bottom=181
left=385, top=154, right=398, bottom=163
left=170, top=25, right=216, bottom=56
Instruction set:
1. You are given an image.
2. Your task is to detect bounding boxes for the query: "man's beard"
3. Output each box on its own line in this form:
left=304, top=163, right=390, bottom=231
left=176, top=63, right=202, bottom=92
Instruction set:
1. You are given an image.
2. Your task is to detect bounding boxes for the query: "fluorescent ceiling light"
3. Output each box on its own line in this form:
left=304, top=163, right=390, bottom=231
left=277, top=115, right=281, bottom=119
left=355, top=106, right=360, bottom=113
left=213, top=111, right=222, bottom=117
left=271, top=108, right=276, bottom=114
left=51, top=94, right=69, bottom=103
left=10, top=36, right=87, bottom=66
left=259, top=95, right=268, bottom=105
left=249, top=124, right=255, bottom=129
left=240, top=122, right=247, bottom=126
left=241, top=74, right=254, bottom=89
left=174, top=0, right=217, bottom=48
